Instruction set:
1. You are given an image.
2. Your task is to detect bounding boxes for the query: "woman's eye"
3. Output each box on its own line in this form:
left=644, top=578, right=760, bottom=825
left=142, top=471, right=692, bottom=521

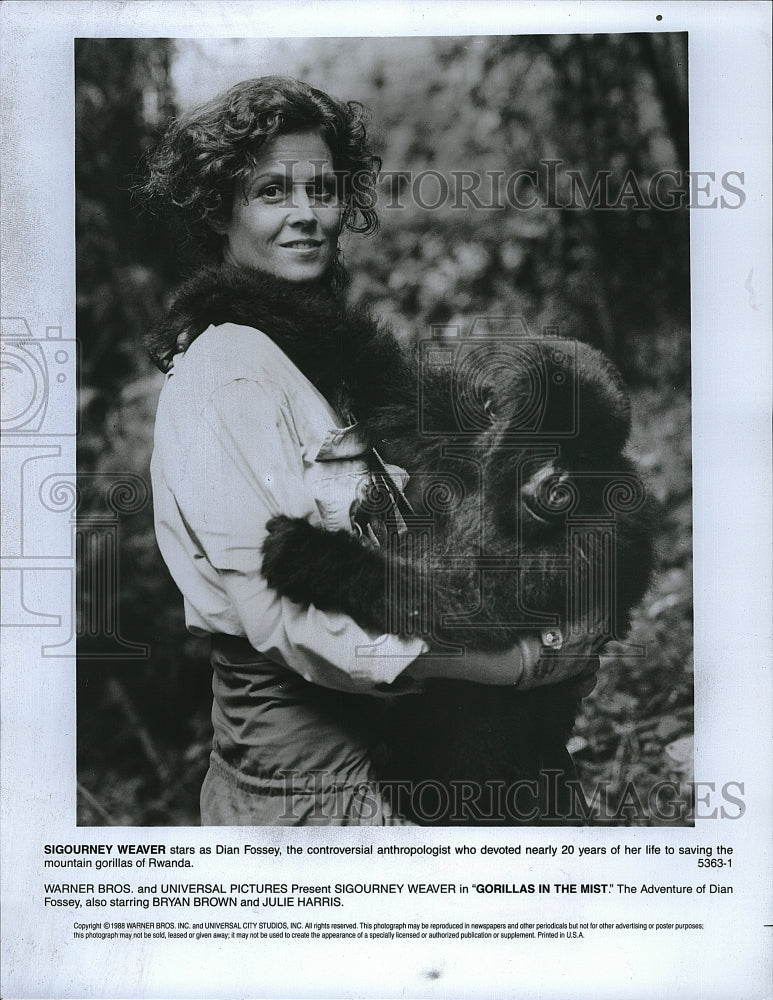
left=252, top=179, right=339, bottom=204
left=259, top=183, right=287, bottom=202
left=310, top=180, right=338, bottom=203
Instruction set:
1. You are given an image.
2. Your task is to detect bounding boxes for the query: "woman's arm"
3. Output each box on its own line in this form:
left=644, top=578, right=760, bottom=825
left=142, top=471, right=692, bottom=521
left=407, top=633, right=602, bottom=690
left=154, top=372, right=429, bottom=693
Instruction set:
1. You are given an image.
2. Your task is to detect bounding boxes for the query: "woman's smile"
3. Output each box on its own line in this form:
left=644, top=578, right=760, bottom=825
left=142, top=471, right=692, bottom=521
left=217, top=131, right=342, bottom=281
left=279, top=238, right=324, bottom=251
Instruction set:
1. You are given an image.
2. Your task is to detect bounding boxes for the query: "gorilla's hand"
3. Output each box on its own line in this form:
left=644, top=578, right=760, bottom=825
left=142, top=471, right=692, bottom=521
left=261, top=516, right=322, bottom=605
left=261, top=515, right=405, bottom=634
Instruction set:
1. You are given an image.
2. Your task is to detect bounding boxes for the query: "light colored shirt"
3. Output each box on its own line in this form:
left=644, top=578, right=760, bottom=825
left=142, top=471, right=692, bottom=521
left=150, top=321, right=428, bottom=693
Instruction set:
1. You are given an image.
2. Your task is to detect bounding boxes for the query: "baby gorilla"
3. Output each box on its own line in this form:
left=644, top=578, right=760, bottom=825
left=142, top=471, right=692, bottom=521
left=262, top=333, right=655, bottom=826
left=148, top=265, right=655, bottom=826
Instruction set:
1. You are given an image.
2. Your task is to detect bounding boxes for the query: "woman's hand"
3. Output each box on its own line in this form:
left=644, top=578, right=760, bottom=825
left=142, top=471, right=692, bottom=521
left=516, top=620, right=606, bottom=694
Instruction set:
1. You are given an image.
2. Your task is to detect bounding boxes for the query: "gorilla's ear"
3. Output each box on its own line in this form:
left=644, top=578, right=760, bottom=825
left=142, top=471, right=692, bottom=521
left=482, top=386, right=497, bottom=423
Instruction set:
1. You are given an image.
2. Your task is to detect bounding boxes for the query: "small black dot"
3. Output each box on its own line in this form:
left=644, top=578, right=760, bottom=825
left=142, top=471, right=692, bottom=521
left=656, top=13, right=663, bottom=20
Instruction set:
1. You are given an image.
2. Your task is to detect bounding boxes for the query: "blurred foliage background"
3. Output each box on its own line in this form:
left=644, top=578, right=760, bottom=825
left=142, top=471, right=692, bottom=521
left=76, top=34, right=693, bottom=826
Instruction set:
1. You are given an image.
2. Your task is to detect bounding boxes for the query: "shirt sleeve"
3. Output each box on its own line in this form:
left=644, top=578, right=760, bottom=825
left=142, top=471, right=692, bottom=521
left=173, top=376, right=428, bottom=693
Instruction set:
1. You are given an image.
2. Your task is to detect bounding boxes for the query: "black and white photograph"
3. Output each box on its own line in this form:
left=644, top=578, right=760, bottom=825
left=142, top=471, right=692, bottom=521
left=75, top=32, right=692, bottom=829
left=1, top=3, right=771, bottom=998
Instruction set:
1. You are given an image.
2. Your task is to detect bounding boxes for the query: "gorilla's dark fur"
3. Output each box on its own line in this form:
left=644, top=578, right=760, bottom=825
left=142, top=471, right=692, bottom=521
left=150, top=265, right=656, bottom=825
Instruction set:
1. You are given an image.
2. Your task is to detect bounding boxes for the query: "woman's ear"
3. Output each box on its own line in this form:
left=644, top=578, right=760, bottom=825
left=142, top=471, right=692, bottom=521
left=209, top=215, right=229, bottom=236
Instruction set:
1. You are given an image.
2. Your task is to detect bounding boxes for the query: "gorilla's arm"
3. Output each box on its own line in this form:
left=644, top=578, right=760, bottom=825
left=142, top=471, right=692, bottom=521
left=261, top=515, right=410, bottom=635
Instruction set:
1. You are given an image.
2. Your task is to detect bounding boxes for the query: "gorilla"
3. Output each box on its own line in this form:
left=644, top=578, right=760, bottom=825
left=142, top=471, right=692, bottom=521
left=149, top=265, right=655, bottom=826
left=260, top=326, right=655, bottom=826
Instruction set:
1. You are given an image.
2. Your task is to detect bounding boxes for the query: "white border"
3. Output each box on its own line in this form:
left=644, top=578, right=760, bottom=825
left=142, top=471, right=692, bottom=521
left=2, top=3, right=771, bottom=998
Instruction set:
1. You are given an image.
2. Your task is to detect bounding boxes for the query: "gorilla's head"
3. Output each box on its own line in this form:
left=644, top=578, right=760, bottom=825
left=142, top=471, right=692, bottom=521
left=448, top=339, right=637, bottom=538
left=432, top=337, right=655, bottom=637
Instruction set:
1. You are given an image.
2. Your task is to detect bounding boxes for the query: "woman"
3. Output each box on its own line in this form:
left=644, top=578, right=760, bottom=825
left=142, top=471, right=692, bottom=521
left=144, top=76, right=599, bottom=825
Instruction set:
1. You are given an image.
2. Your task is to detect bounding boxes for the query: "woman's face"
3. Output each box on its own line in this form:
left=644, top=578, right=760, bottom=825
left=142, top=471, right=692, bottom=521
left=218, top=131, right=343, bottom=282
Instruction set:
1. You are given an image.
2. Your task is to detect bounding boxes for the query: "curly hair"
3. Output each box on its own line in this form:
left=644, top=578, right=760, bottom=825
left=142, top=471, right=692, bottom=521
left=139, top=76, right=381, bottom=264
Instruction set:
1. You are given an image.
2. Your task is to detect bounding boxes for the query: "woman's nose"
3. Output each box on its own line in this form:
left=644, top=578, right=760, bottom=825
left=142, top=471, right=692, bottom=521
left=287, top=186, right=317, bottom=224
